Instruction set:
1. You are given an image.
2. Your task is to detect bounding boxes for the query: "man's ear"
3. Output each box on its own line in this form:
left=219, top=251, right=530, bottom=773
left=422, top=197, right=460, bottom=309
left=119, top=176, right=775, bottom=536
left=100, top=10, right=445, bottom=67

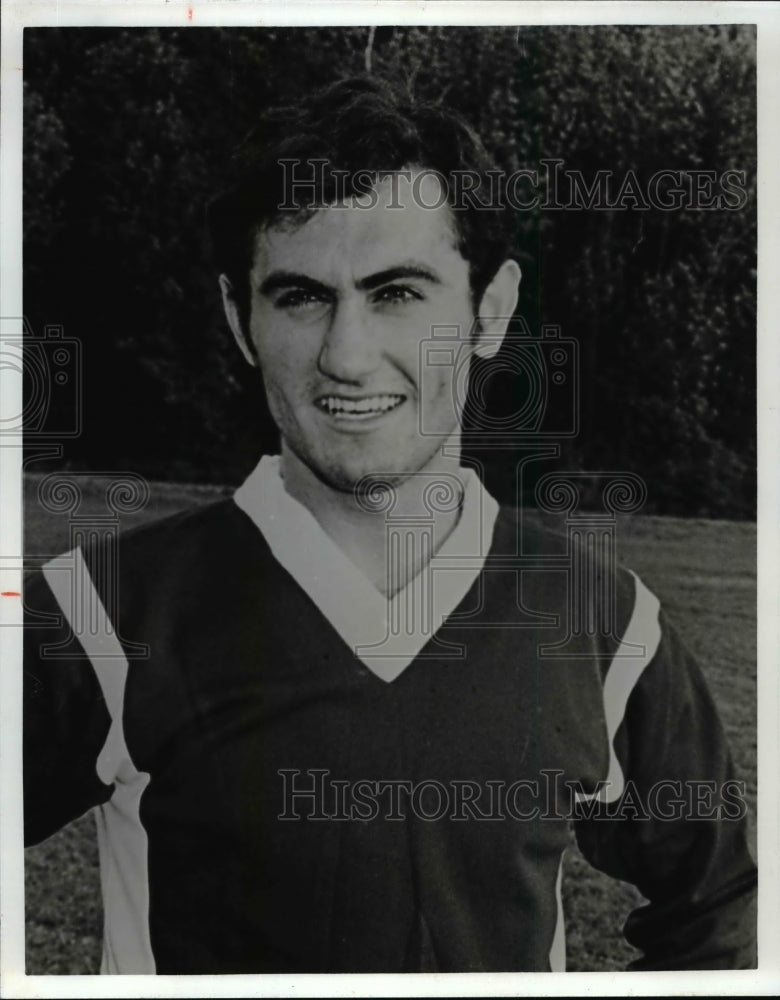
left=219, top=274, right=257, bottom=368
left=473, top=259, right=521, bottom=359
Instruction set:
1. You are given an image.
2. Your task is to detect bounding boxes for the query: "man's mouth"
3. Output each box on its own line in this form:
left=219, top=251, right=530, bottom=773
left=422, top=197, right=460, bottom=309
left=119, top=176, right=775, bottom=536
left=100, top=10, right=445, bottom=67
left=315, top=393, right=406, bottom=418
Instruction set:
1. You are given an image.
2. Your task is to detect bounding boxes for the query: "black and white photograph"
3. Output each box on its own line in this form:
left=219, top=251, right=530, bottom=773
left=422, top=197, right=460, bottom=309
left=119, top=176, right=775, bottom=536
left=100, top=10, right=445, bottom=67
left=2, top=3, right=777, bottom=995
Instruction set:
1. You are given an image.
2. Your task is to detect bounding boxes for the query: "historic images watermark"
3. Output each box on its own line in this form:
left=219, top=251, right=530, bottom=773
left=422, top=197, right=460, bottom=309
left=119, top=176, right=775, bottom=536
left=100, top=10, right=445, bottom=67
left=277, top=159, right=750, bottom=213
left=277, top=768, right=749, bottom=823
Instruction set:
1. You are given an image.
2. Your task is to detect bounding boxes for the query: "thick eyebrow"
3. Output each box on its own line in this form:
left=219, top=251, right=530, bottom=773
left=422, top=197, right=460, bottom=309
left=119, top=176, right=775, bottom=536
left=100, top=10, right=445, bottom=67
left=356, top=264, right=442, bottom=292
left=258, top=263, right=442, bottom=298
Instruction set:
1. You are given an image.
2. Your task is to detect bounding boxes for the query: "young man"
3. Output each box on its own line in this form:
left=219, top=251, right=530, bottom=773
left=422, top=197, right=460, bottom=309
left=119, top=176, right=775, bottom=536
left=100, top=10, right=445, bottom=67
left=24, top=77, right=756, bottom=973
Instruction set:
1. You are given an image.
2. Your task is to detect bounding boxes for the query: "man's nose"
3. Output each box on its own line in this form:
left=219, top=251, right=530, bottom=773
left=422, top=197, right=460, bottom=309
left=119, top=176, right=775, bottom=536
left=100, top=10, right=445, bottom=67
left=317, top=297, right=380, bottom=382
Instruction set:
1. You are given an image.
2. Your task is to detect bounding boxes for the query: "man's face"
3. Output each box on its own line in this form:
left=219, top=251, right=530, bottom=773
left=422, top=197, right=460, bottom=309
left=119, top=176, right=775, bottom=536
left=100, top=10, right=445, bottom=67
left=239, top=172, right=478, bottom=492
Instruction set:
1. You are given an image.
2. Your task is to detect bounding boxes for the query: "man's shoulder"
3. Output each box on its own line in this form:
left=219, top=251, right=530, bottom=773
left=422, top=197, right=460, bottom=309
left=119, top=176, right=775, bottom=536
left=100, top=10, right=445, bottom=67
left=118, top=495, right=242, bottom=548
left=491, top=503, right=573, bottom=556
left=494, top=501, right=635, bottom=570
left=490, top=501, right=639, bottom=623
left=85, top=494, right=267, bottom=587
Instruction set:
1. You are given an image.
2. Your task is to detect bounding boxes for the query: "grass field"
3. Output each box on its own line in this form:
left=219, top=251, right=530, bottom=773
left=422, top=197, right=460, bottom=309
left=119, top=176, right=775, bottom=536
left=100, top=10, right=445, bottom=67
left=22, top=475, right=756, bottom=974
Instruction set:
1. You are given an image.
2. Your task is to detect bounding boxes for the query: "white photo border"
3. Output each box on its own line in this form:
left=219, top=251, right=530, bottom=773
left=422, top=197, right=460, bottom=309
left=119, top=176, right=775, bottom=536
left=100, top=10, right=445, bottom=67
left=2, top=2, right=778, bottom=996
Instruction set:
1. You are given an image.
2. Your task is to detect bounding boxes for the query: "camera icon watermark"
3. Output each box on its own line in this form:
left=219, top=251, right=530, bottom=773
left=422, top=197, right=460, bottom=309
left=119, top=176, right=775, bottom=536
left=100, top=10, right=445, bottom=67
left=0, top=317, right=82, bottom=438
left=418, top=317, right=579, bottom=445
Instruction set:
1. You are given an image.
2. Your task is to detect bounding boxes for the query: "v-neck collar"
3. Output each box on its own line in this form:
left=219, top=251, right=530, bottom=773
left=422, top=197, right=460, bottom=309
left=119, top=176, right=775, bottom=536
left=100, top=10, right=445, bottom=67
left=233, top=455, right=499, bottom=683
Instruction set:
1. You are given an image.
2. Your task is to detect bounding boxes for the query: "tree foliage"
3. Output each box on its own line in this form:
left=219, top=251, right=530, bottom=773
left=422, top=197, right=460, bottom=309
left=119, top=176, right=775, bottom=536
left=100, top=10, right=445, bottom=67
left=23, top=26, right=756, bottom=516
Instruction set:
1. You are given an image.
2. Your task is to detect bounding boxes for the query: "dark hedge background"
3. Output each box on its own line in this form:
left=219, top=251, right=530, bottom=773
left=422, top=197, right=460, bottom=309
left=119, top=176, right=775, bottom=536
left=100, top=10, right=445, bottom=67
left=23, top=25, right=756, bottom=517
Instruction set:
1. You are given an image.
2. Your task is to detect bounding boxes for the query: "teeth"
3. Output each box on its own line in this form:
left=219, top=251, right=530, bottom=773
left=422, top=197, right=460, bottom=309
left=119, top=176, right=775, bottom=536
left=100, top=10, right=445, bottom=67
left=319, top=394, right=404, bottom=416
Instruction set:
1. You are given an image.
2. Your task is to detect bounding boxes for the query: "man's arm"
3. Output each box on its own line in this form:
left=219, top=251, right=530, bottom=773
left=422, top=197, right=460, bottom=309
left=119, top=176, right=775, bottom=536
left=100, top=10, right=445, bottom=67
left=24, top=567, right=114, bottom=846
left=574, top=604, right=757, bottom=970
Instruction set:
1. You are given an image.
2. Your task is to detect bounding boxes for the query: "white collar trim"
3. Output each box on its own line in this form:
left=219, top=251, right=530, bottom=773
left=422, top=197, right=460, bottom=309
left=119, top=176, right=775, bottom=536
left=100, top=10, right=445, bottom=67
left=233, top=455, right=499, bottom=683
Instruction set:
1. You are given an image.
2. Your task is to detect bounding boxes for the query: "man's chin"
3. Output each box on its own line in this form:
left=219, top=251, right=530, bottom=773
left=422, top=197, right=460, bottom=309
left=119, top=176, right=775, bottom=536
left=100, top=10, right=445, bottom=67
left=283, top=436, right=459, bottom=498
left=321, top=465, right=411, bottom=496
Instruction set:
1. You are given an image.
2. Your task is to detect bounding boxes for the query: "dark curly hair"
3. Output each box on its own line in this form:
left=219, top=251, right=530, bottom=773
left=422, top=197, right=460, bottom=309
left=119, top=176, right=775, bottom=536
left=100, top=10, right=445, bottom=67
left=207, top=75, right=516, bottom=323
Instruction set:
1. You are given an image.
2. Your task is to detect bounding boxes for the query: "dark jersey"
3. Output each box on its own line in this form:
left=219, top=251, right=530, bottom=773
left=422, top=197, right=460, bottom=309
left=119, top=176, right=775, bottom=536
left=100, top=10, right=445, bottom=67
left=23, top=495, right=756, bottom=973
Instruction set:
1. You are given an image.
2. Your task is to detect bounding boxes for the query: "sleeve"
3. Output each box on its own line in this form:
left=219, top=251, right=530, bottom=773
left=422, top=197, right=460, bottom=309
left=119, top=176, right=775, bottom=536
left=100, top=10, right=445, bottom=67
left=573, top=589, right=757, bottom=970
left=24, top=565, right=114, bottom=846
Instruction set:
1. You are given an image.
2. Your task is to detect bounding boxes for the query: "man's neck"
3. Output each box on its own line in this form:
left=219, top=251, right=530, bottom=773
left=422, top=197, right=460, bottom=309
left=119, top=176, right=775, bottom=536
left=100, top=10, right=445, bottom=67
left=279, top=442, right=465, bottom=598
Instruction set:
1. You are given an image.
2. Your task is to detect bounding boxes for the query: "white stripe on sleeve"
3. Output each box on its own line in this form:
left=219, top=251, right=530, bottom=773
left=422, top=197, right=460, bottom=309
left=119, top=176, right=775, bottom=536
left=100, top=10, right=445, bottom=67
left=548, top=853, right=567, bottom=972
left=43, top=548, right=155, bottom=975
left=577, top=571, right=662, bottom=806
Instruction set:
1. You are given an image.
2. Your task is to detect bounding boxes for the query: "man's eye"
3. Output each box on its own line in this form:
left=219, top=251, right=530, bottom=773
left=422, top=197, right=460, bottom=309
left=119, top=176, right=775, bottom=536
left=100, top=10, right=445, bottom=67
left=275, top=289, right=328, bottom=310
left=373, top=285, right=423, bottom=306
